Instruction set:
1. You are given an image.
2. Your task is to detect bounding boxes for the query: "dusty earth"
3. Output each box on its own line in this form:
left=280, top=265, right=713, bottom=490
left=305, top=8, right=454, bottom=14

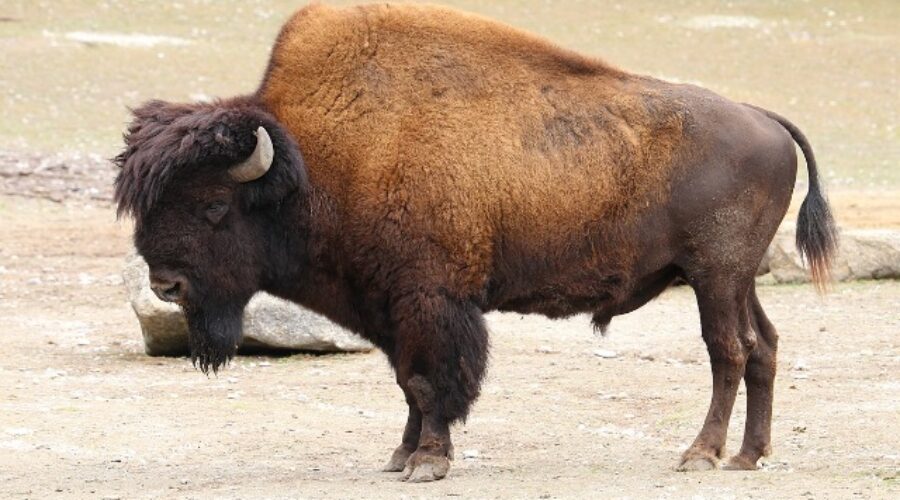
left=1, top=193, right=898, bottom=499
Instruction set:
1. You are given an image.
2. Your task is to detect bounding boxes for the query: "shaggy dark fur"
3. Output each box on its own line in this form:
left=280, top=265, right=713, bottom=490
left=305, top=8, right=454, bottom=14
left=115, top=96, right=310, bottom=373
left=114, top=3, right=836, bottom=481
left=114, top=97, right=307, bottom=227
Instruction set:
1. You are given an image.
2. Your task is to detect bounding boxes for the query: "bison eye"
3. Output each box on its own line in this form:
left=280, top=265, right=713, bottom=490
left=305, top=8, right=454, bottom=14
left=204, top=201, right=229, bottom=224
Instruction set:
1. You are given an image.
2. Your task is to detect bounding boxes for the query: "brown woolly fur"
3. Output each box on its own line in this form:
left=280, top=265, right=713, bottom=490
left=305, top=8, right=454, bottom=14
left=115, top=3, right=835, bottom=480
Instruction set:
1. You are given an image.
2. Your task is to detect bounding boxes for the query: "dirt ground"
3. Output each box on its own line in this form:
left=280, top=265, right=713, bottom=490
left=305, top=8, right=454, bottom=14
left=1, top=195, right=898, bottom=499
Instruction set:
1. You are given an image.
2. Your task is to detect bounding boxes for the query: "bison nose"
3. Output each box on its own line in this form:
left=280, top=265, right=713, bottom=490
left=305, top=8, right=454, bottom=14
left=149, top=272, right=189, bottom=303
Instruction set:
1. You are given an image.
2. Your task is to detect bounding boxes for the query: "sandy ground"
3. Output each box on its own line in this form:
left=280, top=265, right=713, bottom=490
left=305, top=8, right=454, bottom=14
left=1, top=196, right=898, bottom=499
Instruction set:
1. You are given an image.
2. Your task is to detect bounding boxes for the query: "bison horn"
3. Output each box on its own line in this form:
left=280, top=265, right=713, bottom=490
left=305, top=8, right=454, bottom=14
left=229, top=126, right=274, bottom=182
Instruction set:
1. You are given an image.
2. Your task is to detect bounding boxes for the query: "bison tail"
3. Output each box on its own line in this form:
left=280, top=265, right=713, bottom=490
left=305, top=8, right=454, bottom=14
left=746, top=104, right=838, bottom=292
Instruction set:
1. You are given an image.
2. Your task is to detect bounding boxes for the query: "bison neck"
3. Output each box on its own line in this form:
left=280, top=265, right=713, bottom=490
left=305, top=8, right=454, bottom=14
left=260, top=185, right=369, bottom=335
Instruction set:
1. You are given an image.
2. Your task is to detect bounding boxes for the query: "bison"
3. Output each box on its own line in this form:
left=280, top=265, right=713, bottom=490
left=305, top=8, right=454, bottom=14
left=114, top=3, right=836, bottom=482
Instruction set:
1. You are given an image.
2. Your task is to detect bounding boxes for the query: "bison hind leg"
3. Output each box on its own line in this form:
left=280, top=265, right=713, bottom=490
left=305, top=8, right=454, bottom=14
left=723, top=284, right=779, bottom=470
left=677, top=268, right=757, bottom=472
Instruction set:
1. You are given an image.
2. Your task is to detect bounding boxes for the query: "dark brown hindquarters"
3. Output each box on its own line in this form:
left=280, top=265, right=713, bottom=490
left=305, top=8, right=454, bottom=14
left=677, top=105, right=833, bottom=471
left=743, top=104, right=837, bottom=290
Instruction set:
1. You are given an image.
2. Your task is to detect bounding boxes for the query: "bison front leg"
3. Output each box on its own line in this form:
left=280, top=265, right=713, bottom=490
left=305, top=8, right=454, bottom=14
left=386, top=291, right=489, bottom=482
left=382, top=386, right=422, bottom=471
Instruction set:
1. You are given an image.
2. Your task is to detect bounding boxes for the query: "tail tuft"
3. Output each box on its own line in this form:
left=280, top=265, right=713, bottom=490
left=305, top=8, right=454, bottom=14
left=796, top=179, right=838, bottom=292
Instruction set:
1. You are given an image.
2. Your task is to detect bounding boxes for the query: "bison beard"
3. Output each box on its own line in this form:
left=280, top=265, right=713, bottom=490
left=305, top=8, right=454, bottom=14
left=183, top=301, right=244, bottom=375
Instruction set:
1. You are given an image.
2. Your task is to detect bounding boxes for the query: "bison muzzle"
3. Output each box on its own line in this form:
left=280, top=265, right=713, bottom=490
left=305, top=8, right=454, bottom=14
left=113, top=3, right=837, bottom=482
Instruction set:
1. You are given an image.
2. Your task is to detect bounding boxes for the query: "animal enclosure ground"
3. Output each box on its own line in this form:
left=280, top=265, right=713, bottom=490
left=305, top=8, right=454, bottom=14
left=0, top=197, right=898, bottom=498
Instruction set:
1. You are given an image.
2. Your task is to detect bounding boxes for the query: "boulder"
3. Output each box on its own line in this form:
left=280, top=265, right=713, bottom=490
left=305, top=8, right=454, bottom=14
left=765, top=226, right=900, bottom=284
left=122, top=253, right=374, bottom=356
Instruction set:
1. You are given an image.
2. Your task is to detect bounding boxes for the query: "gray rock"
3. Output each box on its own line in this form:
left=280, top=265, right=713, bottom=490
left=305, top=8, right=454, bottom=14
left=766, top=226, right=900, bottom=283
left=123, top=253, right=373, bottom=356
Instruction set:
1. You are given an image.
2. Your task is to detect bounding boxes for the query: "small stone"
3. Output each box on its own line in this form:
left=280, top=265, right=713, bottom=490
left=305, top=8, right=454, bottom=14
left=593, top=349, right=618, bottom=359
left=462, top=449, right=479, bottom=460
left=792, top=358, right=809, bottom=371
left=535, top=346, right=558, bottom=354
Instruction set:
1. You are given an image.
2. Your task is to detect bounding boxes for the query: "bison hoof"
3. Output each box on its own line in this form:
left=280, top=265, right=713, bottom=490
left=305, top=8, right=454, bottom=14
left=722, top=454, right=759, bottom=471
left=677, top=448, right=719, bottom=472
left=382, top=446, right=414, bottom=472
left=401, top=453, right=450, bottom=482
left=677, top=457, right=717, bottom=472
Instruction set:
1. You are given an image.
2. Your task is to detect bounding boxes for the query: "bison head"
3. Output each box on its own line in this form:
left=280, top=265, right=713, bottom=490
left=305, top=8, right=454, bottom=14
left=114, top=98, right=308, bottom=373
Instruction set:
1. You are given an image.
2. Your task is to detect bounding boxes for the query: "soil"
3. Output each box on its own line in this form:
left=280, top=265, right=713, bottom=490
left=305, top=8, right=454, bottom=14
left=1, top=193, right=898, bottom=499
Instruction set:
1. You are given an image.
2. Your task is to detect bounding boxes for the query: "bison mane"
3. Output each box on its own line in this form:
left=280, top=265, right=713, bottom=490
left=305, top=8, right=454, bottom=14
left=113, top=96, right=307, bottom=226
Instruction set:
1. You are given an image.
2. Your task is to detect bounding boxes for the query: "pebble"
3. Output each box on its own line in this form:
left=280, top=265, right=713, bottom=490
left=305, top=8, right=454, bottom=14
left=593, top=349, right=618, bottom=359
left=462, top=449, right=480, bottom=460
